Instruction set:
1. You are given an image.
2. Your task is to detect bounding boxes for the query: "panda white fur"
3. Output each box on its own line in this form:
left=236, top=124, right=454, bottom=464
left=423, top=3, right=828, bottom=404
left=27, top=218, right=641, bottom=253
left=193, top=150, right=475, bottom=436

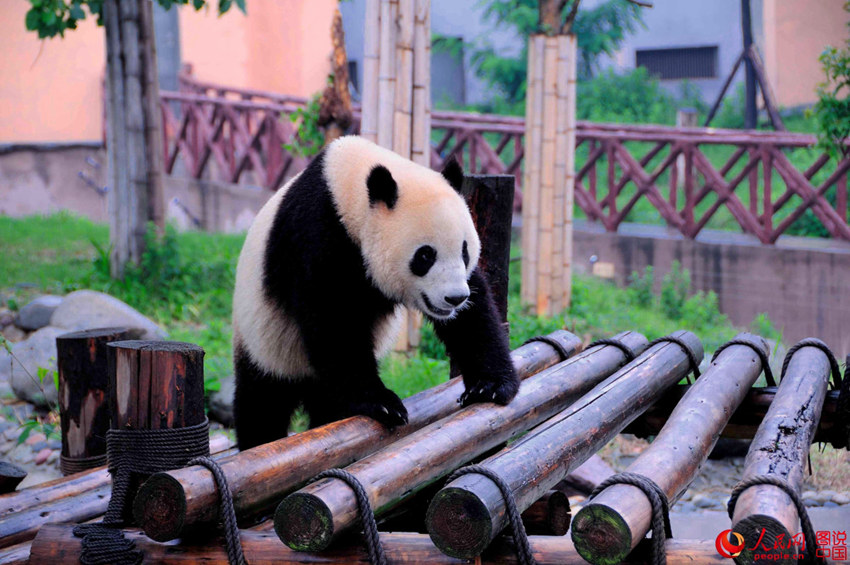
left=232, top=136, right=518, bottom=450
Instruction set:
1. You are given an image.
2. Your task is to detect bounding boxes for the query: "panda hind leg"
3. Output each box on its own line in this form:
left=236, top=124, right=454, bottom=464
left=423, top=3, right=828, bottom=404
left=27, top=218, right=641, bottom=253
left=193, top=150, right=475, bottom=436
left=233, top=350, right=304, bottom=450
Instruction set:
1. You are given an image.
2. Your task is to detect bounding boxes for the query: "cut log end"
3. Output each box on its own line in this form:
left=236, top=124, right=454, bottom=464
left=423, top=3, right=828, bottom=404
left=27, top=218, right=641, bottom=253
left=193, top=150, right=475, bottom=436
left=0, top=462, right=28, bottom=495
left=275, top=492, right=336, bottom=552
left=133, top=472, right=187, bottom=542
left=425, top=486, right=493, bottom=559
left=733, top=514, right=796, bottom=565
left=546, top=490, right=571, bottom=535
left=571, top=502, right=633, bottom=565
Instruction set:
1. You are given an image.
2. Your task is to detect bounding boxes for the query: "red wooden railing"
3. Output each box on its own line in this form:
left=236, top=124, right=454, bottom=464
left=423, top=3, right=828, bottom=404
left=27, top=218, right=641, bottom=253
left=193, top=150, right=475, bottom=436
left=156, top=73, right=850, bottom=243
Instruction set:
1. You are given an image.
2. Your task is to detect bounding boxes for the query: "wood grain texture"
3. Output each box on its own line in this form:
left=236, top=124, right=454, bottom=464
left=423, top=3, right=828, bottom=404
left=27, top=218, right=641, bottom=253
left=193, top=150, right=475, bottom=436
left=57, top=328, right=136, bottom=472
left=135, top=332, right=583, bottom=542
left=731, top=341, right=832, bottom=565
left=426, top=331, right=703, bottom=559
left=274, top=332, right=647, bottom=551
left=31, top=525, right=728, bottom=564
left=571, top=333, right=770, bottom=565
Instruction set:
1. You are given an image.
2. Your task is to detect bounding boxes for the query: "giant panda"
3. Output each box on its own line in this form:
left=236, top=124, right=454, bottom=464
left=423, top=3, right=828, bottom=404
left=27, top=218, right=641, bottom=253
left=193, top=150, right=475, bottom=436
left=232, top=135, right=519, bottom=450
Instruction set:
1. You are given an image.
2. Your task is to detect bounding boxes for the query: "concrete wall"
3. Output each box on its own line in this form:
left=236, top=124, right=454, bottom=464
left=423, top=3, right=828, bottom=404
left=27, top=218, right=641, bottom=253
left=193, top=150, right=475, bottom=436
left=0, top=1, right=335, bottom=143
left=573, top=221, right=850, bottom=357
left=0, top=145, right=269, bottom=233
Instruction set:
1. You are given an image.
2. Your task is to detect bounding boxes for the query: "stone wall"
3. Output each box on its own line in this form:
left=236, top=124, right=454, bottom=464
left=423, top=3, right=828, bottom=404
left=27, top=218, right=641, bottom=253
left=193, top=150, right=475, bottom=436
left=573, top=221, right=850, bottom=357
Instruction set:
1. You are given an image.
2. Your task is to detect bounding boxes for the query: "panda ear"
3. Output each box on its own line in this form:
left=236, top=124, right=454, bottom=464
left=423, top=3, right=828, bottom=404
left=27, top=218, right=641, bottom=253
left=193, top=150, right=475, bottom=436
left=441, top=156, right=464, bottom=193
left=367, top=165, right=398, bottom=209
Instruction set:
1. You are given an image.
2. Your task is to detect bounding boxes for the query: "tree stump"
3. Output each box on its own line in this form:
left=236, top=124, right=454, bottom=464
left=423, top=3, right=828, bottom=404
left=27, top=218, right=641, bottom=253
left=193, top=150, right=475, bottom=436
left=56, top=327, right=137, bottom=475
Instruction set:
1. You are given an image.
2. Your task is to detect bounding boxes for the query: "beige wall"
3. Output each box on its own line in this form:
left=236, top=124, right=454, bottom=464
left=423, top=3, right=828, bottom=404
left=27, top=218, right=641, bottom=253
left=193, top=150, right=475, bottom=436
left=0, top=3, right=106, bottom=143
left=763, top=0, right=849, bottom=108
left=0, top=1, right=335, bottom=143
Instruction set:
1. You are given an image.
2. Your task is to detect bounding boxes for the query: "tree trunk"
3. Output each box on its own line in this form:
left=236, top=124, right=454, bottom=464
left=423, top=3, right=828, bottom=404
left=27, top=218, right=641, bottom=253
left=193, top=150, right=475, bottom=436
left=319, top=8, right=353, bottom=146
left=104, top=0, right=166, bottom=278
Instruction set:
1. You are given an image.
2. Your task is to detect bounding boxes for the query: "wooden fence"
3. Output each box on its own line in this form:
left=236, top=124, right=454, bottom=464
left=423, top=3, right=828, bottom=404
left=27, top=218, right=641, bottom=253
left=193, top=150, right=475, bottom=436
left=155, top=74, right=850, bottom=243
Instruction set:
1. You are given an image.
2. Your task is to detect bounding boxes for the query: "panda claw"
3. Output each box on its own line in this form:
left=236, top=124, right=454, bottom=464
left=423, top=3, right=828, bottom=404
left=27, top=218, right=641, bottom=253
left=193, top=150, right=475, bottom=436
left=381, top=406, right=389, bottom=414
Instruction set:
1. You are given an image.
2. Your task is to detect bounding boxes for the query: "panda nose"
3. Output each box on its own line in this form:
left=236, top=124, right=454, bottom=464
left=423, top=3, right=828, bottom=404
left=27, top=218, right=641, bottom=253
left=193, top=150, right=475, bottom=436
left=444, top=293, right=469, bottom=307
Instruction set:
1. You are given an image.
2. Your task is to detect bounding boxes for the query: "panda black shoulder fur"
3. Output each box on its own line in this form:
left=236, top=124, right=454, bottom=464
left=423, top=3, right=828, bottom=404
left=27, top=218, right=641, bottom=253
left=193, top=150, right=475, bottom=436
left=232, top=135, right=519, bottom=450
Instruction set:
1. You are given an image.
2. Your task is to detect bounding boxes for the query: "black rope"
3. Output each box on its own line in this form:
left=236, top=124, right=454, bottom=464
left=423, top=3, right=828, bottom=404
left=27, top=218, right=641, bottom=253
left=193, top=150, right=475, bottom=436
left=446, top=465, right=536, bottom=565
left=522, top=335, right=570, bottom=362
left=308, top=469, right=386, bottom=565
left=73, top=418, right=211, bottom=565
left=780, top=338, right=842, bottom=390
left=189, top=456, right=247, bottom=565
left=835, top=362, right=850, bottom=449
left=60, top=453, right=108, bottom=476
left=728, top=474, right=823, bottom=564
left=646, top=335, right=701, bottom=382
left=587, top=338, right=636, bottom=365
left=589, top=472, right=672, bottom=565
left=711, top=338, right=776, bottom=386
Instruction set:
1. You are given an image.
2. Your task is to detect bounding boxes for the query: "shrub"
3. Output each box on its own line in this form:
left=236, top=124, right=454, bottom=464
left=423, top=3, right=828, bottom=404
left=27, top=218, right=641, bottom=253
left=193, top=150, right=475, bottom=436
left=628, top=265, right=654, bottom=308
left=660, top=261, right=690, bottom=319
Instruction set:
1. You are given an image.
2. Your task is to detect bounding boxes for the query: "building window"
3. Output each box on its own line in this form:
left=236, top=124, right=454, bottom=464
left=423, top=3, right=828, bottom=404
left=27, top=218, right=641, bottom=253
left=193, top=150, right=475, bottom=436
left=636, top=46, right=718, bottom=80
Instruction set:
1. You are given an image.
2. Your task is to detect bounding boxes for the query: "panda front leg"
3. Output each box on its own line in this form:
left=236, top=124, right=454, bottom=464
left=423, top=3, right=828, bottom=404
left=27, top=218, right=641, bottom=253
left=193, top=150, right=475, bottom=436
left=428, top=267, right=520, bottom=406
left=297, top=313, right=408, bottom=429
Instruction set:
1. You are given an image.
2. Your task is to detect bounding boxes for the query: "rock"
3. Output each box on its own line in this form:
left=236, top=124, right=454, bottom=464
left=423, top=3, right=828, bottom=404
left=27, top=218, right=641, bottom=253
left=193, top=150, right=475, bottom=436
left=801, top=490, right=817, bottom=501
left=50, top=290, right=165, bottom=340
left=209, top=375, right=235, bottom=426
left=34, top=447, right=51, bottom=465
left=833, top=492, right=850, bottom=505
left=823, top=501, right=838, bottom=508
left=0, top=325, right=27, bottom=343
left=802, top=497, right=819, bottom=507
left=8, top=326, right=65, bottom=407
left=0, top=310, right=14, bottom=328
left=15, top=296, right=63, bottom=331
left=692, top=494, right=716, bottom=509
left=47, top=450, right=59, bottom=464
left=25, top=432, right=46, bottom=446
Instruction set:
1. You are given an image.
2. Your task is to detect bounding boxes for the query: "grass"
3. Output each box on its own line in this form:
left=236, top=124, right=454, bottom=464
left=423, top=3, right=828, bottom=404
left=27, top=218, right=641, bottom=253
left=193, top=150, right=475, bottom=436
left=0, top=213, right=778, bottom=407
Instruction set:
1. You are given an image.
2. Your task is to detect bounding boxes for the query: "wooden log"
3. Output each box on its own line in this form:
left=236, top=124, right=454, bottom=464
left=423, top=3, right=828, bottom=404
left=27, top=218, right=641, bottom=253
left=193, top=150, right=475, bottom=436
left=570, top=333, right=770, bottom=565
left=0, top=434, right=231, bottom=518
left=108, top=340, right=206, bottom=431
left=0, top=446, right=236, bottom=549
left=730, top=340, right=833, bottom=565
left=426, top=331, right=703, bottom=559
left=0, top=465, right=25, bottom=496
left=521, top=489, right=571, bottom=536
left=31, top=525, right=728, bottom=564
left=461, top=175, right=515, bottom=323
left=274, top=332, right=647, bottom=551
left=134, top=332, right=582, bottom=542
left=559, top=455, right=615, bottom=495
left=56, top=327, right=137, bottom=475
left=0, top=541, right=30, bottom=565
left=625, top=387, right=843, bottom=444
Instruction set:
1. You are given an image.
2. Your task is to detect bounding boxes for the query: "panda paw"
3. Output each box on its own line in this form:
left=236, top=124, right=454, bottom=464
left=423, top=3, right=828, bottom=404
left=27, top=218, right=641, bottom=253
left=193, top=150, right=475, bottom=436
left=458, top=376, right=520, bottom=407
left=349, top=388, right=409, bottom=429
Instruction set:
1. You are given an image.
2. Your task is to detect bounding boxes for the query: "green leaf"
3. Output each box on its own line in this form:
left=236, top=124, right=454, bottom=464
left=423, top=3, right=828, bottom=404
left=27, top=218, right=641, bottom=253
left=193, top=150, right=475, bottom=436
left=37, top=366, right=47, bottom=383
left=69, top=4, right=85, bottom=20
left=16, top=424, right=33, bottom=446
left=41, top=10, right=56, bottom=26
left=234, top=0, right=246, bottom=14
left=193, top=0, right=204, bottom=9
left=25, top=9, right=40, bottom=31
left=218, top=0, right=232, bottom=14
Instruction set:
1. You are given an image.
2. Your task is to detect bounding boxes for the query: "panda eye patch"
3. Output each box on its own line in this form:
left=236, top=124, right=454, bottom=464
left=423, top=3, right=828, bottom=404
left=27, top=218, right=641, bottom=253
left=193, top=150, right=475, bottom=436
left=462, top=240, right=469, bottom=266
left=410, top=245, right=437, bottom=277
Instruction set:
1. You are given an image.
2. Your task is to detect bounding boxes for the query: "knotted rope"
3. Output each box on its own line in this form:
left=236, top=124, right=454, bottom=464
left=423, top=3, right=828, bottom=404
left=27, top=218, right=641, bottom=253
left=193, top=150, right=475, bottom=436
left=522, top=335, right=571, bottom=362
left=445, top=464, right=536, bottom=565
left=589, top=472, right=673, bottom=565
left=728, top=474, right=823, bottom=564
left=306, top=469, right=387, bottom=565
left=646, top=335, right=701, bottom=382
left=189, top=456, right=247, bottom=565
left=586, top=338, right=637, bottom=366
left=73, top=418, right=211, bottom=565
left=711, top=338, right=776, bottom=386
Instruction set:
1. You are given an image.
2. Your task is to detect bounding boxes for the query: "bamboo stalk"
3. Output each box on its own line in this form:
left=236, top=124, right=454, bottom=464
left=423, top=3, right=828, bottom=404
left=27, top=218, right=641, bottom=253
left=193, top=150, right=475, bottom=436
left=571, top=333, right=770, bottom=565
left=520, top=36, right=538, bottom=306
left=361, top=0, right=381, bottom=142
left=410, top=0, right=430, bottom=166
left=522, top=35, right=546, bottom=308
left=30, top=525, right=728, bottom=564
left=730, top=340, right=833, bottom=565
left=562, top=34, right=577, bottom=309
left=426, top=331, right=703, bottom=559
left=377, top=0, right=396, bottom=148
left=274, top=332, right=647, bottom=551
left=134, top=332, right=582, bottom=542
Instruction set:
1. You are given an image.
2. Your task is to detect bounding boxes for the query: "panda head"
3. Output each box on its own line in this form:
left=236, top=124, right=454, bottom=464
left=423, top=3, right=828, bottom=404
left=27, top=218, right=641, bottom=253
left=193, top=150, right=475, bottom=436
left=348, top=153, right=480, bottom=320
